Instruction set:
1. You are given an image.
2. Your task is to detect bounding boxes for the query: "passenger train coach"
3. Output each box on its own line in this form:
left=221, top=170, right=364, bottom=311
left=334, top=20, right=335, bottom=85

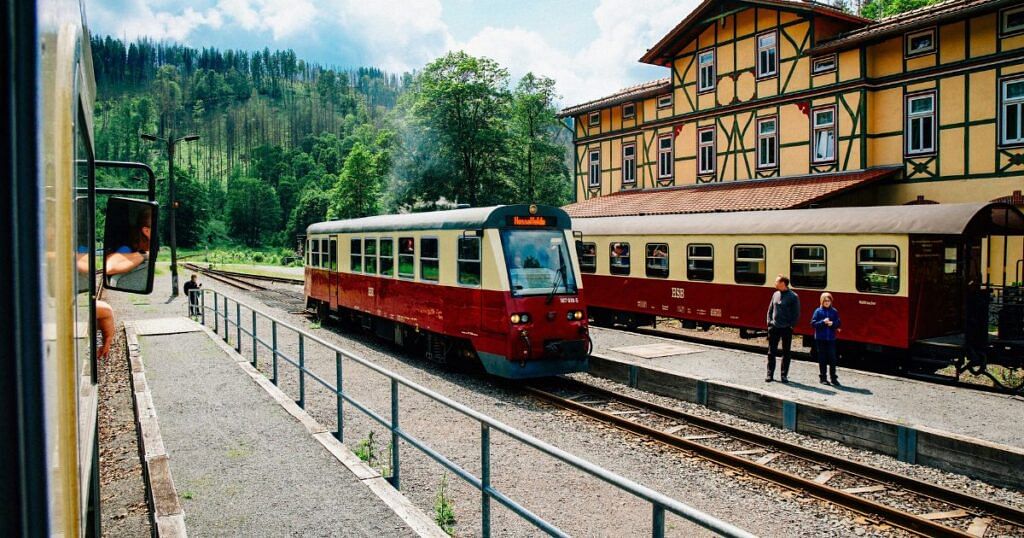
left=573, top=203, right=1024, bottom=367
left=305, top=205, right=590, bottom=378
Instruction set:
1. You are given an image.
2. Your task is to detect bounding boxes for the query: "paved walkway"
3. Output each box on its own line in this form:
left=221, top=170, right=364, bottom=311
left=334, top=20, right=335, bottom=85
left=591, top=327, right=1024, bottom=449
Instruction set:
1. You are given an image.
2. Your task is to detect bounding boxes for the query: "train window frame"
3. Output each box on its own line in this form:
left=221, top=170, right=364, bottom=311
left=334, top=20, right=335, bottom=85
left=457, top=236, right=482, bottom=287
left=398, top=237, right=416, bottom=279
left=311, top=239, right=319, bottom=268
left=306, top=239, right=311, bottom=266
left=687, top=243, right=714, bottom=282
left=364, top=237, right=378, bottom=274
left=420, top=236, right=440, bottom=282
left=790, top=244, right=827, bottom=289
left=380, top=238, right=395, bottom=277
left=999, top=76, right=1024, bottom=147
left=622, top=142, right=637, bottom=186
left=350, top=238, right=362, bottom=273
left=756, top=31, right=778, bottom=79
left=645, top=243, right=670, bottom=279
left=811, top=106, right=837, bottom=164
left=578, top=242, right=598, bottom=273
left=756, top=116, right=778, bottom=170
left=734, top=244, right=767, bottom=285
left=329, top=238, right=338, bottom=271
left=905, top=91, right=936, bottom=156
left=609, top=242, right=631, bottom=276
left=856, top=245, right=901, bottom=295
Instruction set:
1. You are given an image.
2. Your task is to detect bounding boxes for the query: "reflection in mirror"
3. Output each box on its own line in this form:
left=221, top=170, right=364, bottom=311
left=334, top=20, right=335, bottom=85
left=103, top=197, right=159, bottom=294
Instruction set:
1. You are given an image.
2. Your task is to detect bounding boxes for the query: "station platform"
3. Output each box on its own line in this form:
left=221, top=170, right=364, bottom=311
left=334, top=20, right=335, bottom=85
left=587, top=327, right=1024, bottom=490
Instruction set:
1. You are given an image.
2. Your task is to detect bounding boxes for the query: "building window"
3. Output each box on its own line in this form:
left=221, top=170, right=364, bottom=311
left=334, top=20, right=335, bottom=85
left=588, top=149, right=601, bottom=188
left=622, top=143, right=637, bottom=185
left=609, top=242, right=631, bottom=276
left=380, top=238, right=394, bottom=276
left=791, top=245, right=826, bottom=289
left=350, top=238, right=362, bottom=273
left=645, top=243, right=669, bottom=278
left=421, top=237, right=439, bottom=282
left=658, top=135, right=673, bottom=180
left=398, top=237, right=415, bottom=278
left=363, top=237, right=378, bottom=274
left=1003, top=6, right=1024, bottom=35
left=623, top=102, right=636, bottom=119
left=812, top=55, right=837, bottom=75
left=657, top=94, right=673, bottom=109
left=1001, top=78, right=1024, bottom=146
left=697, top=126, right=715, bottom=175
left=687, top=244, right=714, bottom=281
left=756, top=117, right=777, bottom=169
left=457, top=236, right=481, bottom=286
left=578, top=242, right=597, bottom=273
left=698, top=49, right=715, bottom=92
left=588, top=111, right=600, bottom=127
left=856, top=246, right=900, bottom=294
left=905, top=29, right=935, bottom=57
left=757, top=32, right=778, bottom=78
left=906, top=92, right=936, bottom=155
left=811, top=106, right=836, bottom=164
left=734, top=244, right=766, bottom=285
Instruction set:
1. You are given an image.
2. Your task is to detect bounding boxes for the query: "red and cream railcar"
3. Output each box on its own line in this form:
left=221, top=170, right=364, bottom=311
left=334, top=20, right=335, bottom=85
left=305, top=205, right=589, bottom=378
left=573, top=203, right=1024, bottom=362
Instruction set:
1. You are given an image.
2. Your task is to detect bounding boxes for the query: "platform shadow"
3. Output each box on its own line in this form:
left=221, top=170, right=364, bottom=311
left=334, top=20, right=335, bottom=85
left=830, top=384, right=872, bottom=395
left=782, top=380, right=836, bottom=395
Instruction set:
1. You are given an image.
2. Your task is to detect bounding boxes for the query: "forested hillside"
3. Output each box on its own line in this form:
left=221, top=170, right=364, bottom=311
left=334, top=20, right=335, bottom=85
left=91, top=38, right=572, bottom=250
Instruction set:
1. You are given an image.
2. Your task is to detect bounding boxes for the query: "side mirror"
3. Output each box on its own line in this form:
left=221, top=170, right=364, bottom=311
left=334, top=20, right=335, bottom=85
left=103, top=197, right=159, bottom=294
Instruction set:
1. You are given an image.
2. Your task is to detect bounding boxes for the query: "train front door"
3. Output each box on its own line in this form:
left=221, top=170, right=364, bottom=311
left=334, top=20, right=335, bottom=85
left=329, top=236, right=339, bottom=310
left=909, top=236, right=963, bottom=339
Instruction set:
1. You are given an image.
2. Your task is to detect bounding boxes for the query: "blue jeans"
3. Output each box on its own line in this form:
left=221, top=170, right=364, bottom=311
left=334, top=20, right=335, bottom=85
left=816, top=339, right=838, bottom=381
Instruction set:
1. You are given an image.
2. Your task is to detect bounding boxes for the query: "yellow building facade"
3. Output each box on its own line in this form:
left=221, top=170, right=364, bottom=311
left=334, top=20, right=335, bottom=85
left=562, top=0, right=1024, bottom=283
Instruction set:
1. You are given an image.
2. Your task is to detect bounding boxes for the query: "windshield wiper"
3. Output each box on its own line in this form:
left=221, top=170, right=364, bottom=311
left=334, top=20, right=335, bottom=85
left=546, top=246, right=568, bottom=305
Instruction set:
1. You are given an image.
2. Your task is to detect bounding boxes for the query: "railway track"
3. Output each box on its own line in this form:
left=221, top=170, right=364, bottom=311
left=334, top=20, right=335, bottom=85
left=183, top=262, right=274, bottom=291
left=526, top=377, right=1024, bottom=538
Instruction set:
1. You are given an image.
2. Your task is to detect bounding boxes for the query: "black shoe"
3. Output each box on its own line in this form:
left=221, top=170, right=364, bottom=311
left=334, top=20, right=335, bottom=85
left=830, top=378, right=841, bottom=386
left=781, top=376, right=789, bottom=384
left=765, top=376, right=773, bottom=382
left=820, top=377, right=830, bottom=385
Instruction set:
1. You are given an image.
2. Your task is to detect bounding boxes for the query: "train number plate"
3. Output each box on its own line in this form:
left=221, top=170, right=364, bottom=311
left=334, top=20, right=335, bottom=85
left=671, top=287, right=685, bottom=299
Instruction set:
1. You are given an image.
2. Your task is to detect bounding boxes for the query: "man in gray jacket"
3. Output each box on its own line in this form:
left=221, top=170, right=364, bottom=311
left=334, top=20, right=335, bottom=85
left=766, top=274, right=800, bottom=383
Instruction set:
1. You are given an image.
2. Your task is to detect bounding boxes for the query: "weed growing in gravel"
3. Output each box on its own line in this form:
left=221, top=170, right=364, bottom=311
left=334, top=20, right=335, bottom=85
left=309, top=320, right=322, bottom=330
left=354, top=432, right=392, bottom=477
left=434, top=474, right=456, bottom=535
left=181, top=491, right=194, bottom=500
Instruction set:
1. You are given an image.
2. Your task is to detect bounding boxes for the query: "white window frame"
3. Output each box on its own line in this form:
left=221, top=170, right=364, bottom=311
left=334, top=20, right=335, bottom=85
left=363, top=236, right=378, bottom=274
left=1002, top=5, right=1024, bottom=35
left=657, top=135, right=673, bottom=180
left=622, top=142, right=637, bottom=185
left=756, top=116, right=778, bottom=170
left=698, top=49, right=715, bottom=93
left=812, top=55, right=837, bottom=75
left=457, top=236, right=481, bottom=287
left=588, top=149, right=601, bottom=188
left=905, top=92, right=936, bottom=156
left=657, top=94, right=673, bottom=109
left=811, top=106, right=836, bottom=164
left=622, top=101, right=636, bottom=119
left=756, top=31, right=778, bottom=78
left=420, top=236, right=440, bottom=283
left=905, top=28, right=936, bottom=57
left=697, top=126, right=716, bottom=175
left=588, top=111, right=600, bottom=127
left=1000, top=77, right=1024, bottom=146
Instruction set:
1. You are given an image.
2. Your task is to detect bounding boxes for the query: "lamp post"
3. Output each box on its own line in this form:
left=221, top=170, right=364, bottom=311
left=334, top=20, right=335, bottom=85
left=141, top=132, right=200, bottom=297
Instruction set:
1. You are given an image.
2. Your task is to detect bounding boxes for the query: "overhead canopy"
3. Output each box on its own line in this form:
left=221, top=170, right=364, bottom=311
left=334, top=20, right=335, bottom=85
left=307, top=204, right=572, bottom=235
left=573, top=203, right=1024, bottom=237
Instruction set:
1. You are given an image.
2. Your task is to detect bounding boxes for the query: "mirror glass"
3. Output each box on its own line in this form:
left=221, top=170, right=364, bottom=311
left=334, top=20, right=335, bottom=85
left=103, top=197, right=159, bottom=294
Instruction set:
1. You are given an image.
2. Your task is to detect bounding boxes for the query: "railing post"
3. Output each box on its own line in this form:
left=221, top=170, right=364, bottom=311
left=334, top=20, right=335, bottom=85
left=271, top=320, right=279, bottom=385
left=235, top=301, right=241, bottom=353
left=213, top=290, right=218, bottom=333
left=251, top=309, right=258, bottom=367
left=652, top=504, right=665, bottom=538
left=335, top=350, right=343, bottom=443
left=481, top=423, right=491, bottom=538
left=223, top=296, right=229, bottom=343
left=200, top=289, right=205, bottom=325
left=297, top=334, right=305, bottom=409
left=390, top=378, right=400, bottom=490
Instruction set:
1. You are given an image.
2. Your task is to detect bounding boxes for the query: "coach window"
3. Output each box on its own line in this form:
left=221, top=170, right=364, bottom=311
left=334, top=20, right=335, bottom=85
left=329, top=238, right=338, bottom=271
left=687, top=244, right=714, bottom=281
left=306, top=240, right=312, bottom=265
left=609, top=242, right=631, bottom=275
left=458, top=236, right=481, bottom=286
left=312, top=239, right=320, bottom=267
left=734, top=244, right=766, bottom=285
left=791, top=245, right=826, bottom=289
left=398, top=237, right=415, bottom=278
left=364, top=237, right=378, bottom=274
left=646, top=243, right=669, bottom=278
left=578, top=242, right=597, bottom=273
left=350, top=238, right=362, bottom=272
left=380, top=238, right=395, bottom=276
left=856, top=246, right=900, bottom=294
left=421, top=237, right=439, bottom=282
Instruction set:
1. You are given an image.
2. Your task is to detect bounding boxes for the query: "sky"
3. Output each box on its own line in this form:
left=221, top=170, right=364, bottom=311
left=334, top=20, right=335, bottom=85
left=85, top=0, right=702, bottom=106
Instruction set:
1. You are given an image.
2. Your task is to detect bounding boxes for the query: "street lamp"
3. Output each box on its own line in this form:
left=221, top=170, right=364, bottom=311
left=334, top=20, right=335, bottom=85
left=141, top=132, right=200, bottom=297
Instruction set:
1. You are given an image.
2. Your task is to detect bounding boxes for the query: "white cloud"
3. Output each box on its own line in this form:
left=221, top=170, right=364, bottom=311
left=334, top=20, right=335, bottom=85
left=89, top=0, right=223, bottom=42
left=217, top=0, right=317, bottom=41
left=324, top=0, right=455, bottom=72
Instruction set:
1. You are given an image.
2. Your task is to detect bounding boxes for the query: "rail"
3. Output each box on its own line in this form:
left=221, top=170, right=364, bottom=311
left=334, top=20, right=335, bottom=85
left=186, top=288, right=754, bottom=538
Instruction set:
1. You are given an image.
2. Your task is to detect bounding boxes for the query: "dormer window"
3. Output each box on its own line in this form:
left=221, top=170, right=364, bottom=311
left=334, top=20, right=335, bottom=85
left=657, top=94, right=673, bottom=109
left=588, top=111, right=600, bottom=127
left=622, top=102, right=636, bottom=119
left=812, top=55, right=837, bottom=75
left=905, top=29, right=935, bottom=57
left=1002, top=6, right=1024, bottom=35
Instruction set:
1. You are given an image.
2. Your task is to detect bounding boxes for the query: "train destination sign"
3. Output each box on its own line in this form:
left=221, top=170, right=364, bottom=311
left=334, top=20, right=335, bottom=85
left=507, top=215, right=555, bottom=227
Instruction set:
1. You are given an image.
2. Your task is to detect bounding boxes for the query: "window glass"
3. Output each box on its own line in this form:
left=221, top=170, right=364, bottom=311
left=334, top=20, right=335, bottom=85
left=812, top=55, right=836, bottom=74
left=812, top=108, right=836, bottom=163
left=698, top=50, right=715, bottom=91
left=306, top=240, right=312, bottom=266
left=757, top=32, right=777, bottom=77
left=698, top=127, right=715, bottom=174
left=856, top=246, right=900, bottom=294
left=458, top=236, right=481, bottom=286
left=578, top=242, right=597, bottom=273
left=1002, top=79, right=1024, bottom=145
left=421, top=237, right=439, bottom=281
left=734, top=244, right=766, bottom=285
left=364, top=237, right=378, bottom=274
left=687, top=244, right=714, bottom=281
left=907, top=30, right=935, bottom=55
left=623, top=143, right=636, bottom=185
left=646, top=243, right=669, bottom=278
left=312, top=239, right=320, bottom=268
left=658, top=136, right=673, bottom=179
left=350, top=238, right=362, bottom=272
left=589, top=150, right=601, bottom=187
left=609, top=242, right=631, bottom=275
left=907, top=94, right=935, bottom=154
left=623, top=102, right=636, bottom=118
left=501, top=229, right=578, bottom=296
left=398, top=237, right=415, bottom=278
left=757, top=118, right=777, bottom=169
left=944, top=246, right=958, bottom=275
left=790, top=245, right=826, bottom=289
left=329, top=238, right=337, bottom=271
left=657, top=94, right=673, bottom=108
left=380, top=238, right=394, bottom=276
left=589, top=111, right=600, bottom=127
left=1004, top=7, right=1024, bottom=33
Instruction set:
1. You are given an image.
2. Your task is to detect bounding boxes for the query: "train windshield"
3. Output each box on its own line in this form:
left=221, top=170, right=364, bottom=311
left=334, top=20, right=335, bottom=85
left=500, top=229, right=578, bottom=296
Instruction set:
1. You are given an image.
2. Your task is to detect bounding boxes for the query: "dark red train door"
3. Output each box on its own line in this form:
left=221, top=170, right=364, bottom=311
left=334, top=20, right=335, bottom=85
left=909, top=236, right=963, bottom=340
left=329, top=236, right=339, bottom=310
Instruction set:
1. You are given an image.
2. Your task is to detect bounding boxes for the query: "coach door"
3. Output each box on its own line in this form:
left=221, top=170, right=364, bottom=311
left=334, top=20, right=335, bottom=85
left=909, top=236, right=962, bottom=339
left=329, top=236, right=339, bottom=309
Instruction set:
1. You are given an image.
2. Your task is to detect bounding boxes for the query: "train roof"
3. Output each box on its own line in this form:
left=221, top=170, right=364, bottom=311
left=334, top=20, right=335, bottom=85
left=572, top=203, right=1024, bottom=237
left=307, top=204, right=572, bottom=234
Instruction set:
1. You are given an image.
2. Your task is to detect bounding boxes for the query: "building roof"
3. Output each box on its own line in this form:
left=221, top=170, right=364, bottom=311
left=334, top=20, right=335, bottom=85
left=557, top=78, right=672, bottom=118
left=812, top=0, right=1007, bottom=54
left=307, top=204, right=571, bottom=234
left=562, top=167, right=900, bottom=218
left=573, top=202, right=1024, bottom=237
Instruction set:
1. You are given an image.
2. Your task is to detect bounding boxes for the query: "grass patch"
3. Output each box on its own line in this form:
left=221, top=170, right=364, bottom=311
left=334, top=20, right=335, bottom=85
left=354, top=431, right=392, bottom=478
left=434, top=474, right=456, bottom=535
left=181, top=491, right=194, bottom=500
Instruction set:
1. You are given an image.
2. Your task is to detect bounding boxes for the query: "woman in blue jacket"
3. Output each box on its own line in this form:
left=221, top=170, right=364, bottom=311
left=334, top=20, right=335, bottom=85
left=811, top=292, right=842, bottom=385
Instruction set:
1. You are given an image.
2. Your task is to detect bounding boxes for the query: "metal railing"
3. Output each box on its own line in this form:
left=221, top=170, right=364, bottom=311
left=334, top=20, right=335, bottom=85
left=187, top=288, right=755, bottom=538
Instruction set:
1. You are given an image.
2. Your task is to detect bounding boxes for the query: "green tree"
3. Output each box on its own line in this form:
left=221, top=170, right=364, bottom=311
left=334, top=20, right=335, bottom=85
left=286, top=186, right=330, bottom=244
left=227, top=176, right=281, bottom=246
left=169, top=170, right=208, bottom=248
left=327, top=142, right=383, bottom=219
left=509, top=73, right=571, bottom=206
left=860, top=0, right=937, bottom=19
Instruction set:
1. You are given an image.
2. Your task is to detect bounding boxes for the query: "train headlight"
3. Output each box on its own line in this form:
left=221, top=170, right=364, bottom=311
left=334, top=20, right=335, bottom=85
left=567, top=310, right=584, bottom=321
left=510, top=313, right=531, bottom=324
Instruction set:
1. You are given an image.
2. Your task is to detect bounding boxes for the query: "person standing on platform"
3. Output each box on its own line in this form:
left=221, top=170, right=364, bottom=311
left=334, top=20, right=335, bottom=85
left=811, top=292, right=842, bottom=386
left=184, top=274, right=202, bottom=318
left=765, top=275, right=800, bottom=383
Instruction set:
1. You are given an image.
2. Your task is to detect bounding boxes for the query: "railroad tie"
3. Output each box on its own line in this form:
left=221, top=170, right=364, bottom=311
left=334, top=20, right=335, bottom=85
left=609, top=410, right=643, bottom=416
left=728, top=449, right=767, bottom=456
left=682, top=434, right=718, bottom=441
left=813, top=470, right=838, bottom=484
left=840, top=485, right=887, bottom=495
left=921, top=509, right=970, bottom=521
left=662, top=424, right=687, bottom=435
left=966, top=517, right=992, bottom=537
left=754, top=452, right=781, bottom=465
